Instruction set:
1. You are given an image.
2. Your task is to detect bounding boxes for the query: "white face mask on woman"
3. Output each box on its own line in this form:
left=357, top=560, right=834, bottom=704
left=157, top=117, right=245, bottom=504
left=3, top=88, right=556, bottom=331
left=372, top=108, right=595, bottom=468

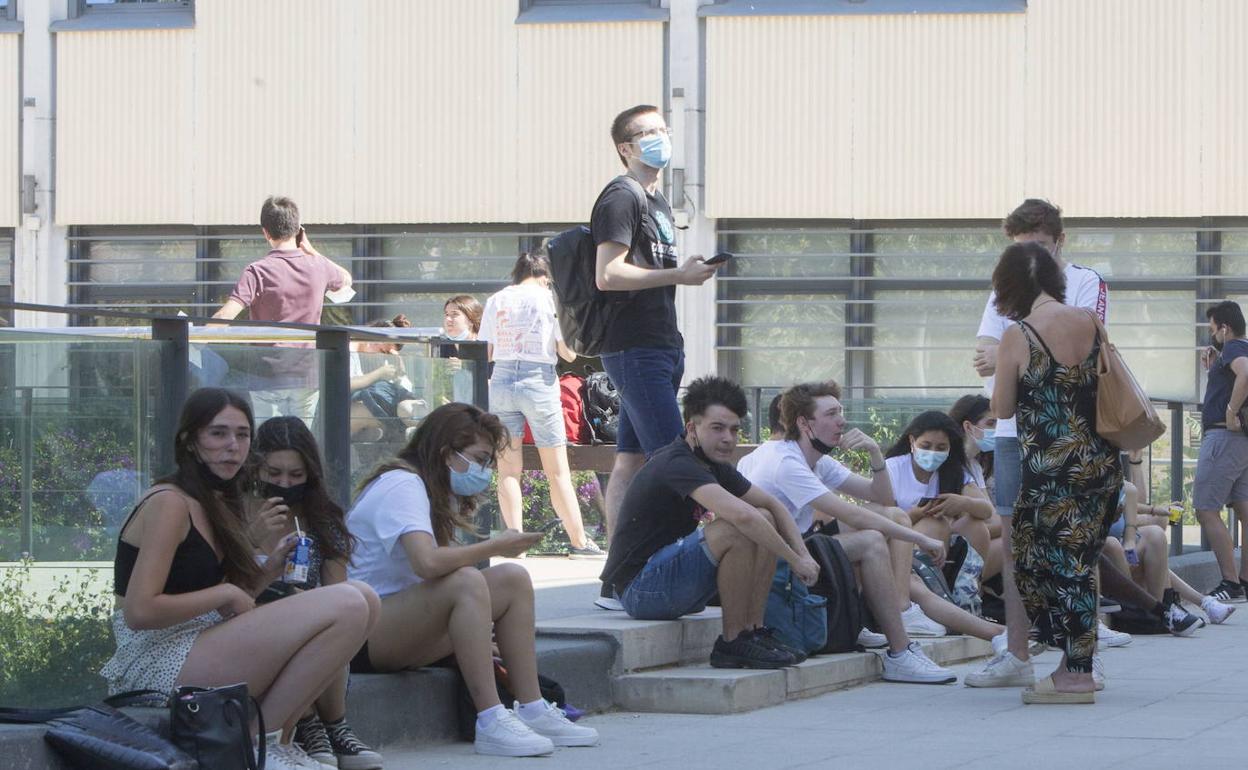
left=912, top=448, right=949, bottom=472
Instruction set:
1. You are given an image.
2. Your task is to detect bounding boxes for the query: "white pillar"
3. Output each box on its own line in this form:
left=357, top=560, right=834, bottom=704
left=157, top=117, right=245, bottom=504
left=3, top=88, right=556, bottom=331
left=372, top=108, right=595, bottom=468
left=14, top=0, right=71, bottom=330
left=670, top=0, right=718, bottom=383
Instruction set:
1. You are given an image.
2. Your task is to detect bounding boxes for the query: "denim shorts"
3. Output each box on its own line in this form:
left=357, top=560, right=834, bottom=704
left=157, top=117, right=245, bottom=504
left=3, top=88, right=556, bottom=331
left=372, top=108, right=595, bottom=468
left=1193, top=429, right=1248, bottom=511
left=995, top=436, right=1021, bottom=518
left=488, top=360, right=565, bottom=448
left=599, top=346, right=685, bottom=455
left=621, top=529, right=719, bottom=620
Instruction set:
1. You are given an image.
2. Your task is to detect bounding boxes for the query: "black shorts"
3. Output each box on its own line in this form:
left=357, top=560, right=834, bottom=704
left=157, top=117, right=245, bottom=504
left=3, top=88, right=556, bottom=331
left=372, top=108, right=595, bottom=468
left=349, top=642, right=375, bottom=674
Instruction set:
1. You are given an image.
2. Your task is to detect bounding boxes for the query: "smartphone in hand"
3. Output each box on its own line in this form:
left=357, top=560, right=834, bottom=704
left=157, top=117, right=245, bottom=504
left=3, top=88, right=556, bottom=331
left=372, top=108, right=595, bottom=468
left=917, top=497, right=936, bottom=508
left=704, top=251, right=733, bottom=266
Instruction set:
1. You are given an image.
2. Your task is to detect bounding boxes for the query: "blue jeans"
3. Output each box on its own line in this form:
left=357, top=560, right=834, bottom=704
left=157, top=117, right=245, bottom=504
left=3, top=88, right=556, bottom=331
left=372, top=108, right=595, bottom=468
left=995, top=436, right=1021, bottom=517
left=600, top=347, right=685, bottom=455
left=621, top=529, right=719, bottom=620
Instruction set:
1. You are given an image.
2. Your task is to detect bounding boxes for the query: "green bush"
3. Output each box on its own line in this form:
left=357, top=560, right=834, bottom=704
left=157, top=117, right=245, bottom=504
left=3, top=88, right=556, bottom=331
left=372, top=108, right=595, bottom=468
left=476, top=470, right=605, bottom=554
left=0, top=561, right=113, bottom=707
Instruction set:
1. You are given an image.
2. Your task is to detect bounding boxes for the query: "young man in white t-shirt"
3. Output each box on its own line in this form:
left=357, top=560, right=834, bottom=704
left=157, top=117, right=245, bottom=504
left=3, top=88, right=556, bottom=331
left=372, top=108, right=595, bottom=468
left=968, top=199, right=1128, bottom=687
left=737, top=384, right=955, bottom=683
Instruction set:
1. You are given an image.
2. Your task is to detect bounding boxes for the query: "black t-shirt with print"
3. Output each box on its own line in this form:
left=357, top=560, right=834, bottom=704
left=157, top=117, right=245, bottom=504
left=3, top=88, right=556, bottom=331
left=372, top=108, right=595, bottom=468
left=599, top=438, right=753, bottom=596
left=589, top=175, right=681, bottom=354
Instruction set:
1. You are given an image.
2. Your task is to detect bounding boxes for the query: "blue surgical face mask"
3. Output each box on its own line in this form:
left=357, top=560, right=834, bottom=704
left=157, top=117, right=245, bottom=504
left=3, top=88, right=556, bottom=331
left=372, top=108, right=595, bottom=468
left=974, top=428, right=996, bottom=453
left=449, top=451, right=493, bottom=496
left=637, top=133, right=672, bottom=169
left=913, top=448, right=949, bottom=473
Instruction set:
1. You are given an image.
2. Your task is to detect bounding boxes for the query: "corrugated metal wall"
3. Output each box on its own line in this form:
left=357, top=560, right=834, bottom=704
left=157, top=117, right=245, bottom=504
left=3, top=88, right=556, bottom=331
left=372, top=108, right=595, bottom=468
left=54, top=1, right=663, bottom=226
left=517, top=22, right=664, bottom=223
left=57, top=30, right=195, bottom=225
left=0, top=34, right=22, bottom=227
left=706, top=0, right=1248, bottom=220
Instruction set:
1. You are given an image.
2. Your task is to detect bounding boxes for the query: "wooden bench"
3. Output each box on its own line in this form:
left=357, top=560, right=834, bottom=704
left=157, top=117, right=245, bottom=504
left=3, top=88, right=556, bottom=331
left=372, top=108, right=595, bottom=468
left=521, top=443, right=759, bottom=473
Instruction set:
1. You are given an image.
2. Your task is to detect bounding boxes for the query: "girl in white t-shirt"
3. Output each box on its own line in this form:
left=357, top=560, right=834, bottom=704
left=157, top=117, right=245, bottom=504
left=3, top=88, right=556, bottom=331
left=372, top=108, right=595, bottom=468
left=948, top=394, right=1002, bottom=583
left=883, top=410, right=994, bottom=549
left=478, top=253, right=601, bottom=558
left=345, top=403, right=599, bottom=757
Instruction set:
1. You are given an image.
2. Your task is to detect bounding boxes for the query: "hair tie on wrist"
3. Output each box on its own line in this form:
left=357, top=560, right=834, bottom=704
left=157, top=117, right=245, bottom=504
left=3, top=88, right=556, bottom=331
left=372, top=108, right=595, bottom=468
left=1128, top=460, right=1143, bottom=465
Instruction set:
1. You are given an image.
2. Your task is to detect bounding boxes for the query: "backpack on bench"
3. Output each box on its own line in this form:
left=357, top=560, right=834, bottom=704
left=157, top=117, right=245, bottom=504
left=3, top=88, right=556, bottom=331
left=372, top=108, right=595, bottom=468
left=804, top=530, right=864, bottom=654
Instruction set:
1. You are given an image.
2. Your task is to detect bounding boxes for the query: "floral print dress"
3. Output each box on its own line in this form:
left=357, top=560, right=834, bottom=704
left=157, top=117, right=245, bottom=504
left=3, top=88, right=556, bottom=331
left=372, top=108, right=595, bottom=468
left=1011, top=319, right=1123, bottom=674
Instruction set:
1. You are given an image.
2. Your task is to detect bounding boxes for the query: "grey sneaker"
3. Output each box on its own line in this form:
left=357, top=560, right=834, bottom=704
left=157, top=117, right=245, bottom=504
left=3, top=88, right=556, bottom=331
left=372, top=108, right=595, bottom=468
left=324, top=718, right=383, bottom=770
left=293, top=715, right=337, bottom=769
left=569, top=539, right=606, bottom=559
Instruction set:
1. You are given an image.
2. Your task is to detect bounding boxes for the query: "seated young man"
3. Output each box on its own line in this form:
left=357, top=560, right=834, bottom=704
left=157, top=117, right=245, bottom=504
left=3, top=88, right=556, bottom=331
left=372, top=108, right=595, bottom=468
left=737, top=383, right=956, bottom=684
left=599, top=376, right=820, bottom=669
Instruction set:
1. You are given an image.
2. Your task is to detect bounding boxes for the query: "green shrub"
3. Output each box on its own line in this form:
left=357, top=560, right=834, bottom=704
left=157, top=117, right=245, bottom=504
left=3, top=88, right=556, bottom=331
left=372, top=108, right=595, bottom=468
left=0, top=561, right=113, bottom=707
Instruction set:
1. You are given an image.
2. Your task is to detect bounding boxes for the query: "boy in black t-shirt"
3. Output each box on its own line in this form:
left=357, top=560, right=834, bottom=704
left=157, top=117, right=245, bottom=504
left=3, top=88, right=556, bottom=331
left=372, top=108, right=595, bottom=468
left=591, top=105, right=720, bottom=548
left=599, top=376, right=820, bottom=669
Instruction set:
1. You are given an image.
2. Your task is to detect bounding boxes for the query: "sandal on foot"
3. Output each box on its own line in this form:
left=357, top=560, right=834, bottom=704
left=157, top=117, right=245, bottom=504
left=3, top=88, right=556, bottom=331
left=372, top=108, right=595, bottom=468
left=1021, top=675, right=1095, bottom=704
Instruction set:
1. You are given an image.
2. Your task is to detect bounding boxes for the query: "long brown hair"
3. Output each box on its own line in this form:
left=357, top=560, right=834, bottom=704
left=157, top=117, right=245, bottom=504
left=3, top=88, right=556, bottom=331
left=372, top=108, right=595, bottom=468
left=356, top=403, right=509, bottom=546
left=251, top=416, right=353, bottom=565
left=159, top=388, right=265, bottom=588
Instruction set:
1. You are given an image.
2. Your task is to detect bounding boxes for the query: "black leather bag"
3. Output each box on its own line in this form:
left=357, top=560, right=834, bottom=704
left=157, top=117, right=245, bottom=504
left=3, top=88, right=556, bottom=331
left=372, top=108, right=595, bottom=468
left=171, top=683, right=265, bottom=770
left=0, top=691, right=194, bottom=770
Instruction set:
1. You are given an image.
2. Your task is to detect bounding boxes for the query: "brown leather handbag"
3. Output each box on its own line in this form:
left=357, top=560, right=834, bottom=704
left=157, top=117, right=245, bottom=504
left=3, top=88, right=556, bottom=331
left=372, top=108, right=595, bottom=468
left=1087, top=311, right=1165, bottom=450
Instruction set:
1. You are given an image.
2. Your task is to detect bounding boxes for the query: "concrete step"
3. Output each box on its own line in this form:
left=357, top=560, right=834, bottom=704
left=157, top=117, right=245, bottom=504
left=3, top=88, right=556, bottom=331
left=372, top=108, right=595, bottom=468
left=536, top=608, right=723, bottom=673
left=614, top=635, right=994, bottom=715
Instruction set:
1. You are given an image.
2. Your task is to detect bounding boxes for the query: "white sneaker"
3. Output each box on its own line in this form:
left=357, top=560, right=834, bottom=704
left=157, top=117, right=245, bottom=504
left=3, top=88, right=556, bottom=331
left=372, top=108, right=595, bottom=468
left=594, top=596, right=624, bottom=611
left=1202, top=595, right=1236, bottom=625
left=857, top=628, right=888, bottom=648
left=1092, top=655, right=1106, bottom=691
left=901, top=602, right=946, bottom=637
left=514, top=699, right=599, bottom=747
left=990, top=631, right=1047, bottom=658
left=964, top=651, right=1035, bottom=688
left=267, top=742, right=328, bottom=770
left=1097, top=621, right=1133, bottom=649
left=474, top=709, right=555, bottom=757
left=881, top=642, right=956, bottom=684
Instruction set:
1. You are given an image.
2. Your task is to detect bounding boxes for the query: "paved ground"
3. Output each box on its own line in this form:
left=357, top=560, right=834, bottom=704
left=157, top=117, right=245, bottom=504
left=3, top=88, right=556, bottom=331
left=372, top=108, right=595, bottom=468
left=380, top=557, right=1247, bottom=769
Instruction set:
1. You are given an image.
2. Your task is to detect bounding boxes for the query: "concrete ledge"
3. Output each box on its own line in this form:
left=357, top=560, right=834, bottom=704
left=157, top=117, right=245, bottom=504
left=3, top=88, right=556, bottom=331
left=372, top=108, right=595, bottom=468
left=612, top=635, right=994, bottom=715
left=536, top=608, right=723, bottom=673
left=615, top=667, right=788, bottom=715
left=1171, top=550, right=1227, bottom=596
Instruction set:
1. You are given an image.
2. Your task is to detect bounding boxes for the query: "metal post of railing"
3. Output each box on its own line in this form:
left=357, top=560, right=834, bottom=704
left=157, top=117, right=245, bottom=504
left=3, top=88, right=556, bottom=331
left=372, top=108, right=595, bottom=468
left=1169, top=402, right=1184, bottom=556
left=751, top=387, right=763, bottom=442
left=316, top=329, right=353, bottom=508
left=458, top=341, right=489, bottom=411
left=151, top=318, right=190, bottom=478
left=18, top=386, right=33, bottom=558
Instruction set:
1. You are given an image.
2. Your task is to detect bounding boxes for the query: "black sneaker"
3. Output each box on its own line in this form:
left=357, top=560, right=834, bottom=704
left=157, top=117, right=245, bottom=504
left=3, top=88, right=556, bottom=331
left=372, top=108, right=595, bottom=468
left=1211, top=579, right=1247, bottom=604
left=1099, top=596, right=1121, bottom=613
left=709, top=632, right=796, bottom=669
left=751, top=626, right=808, bottom=664
left=323, top=718, right=383, bottom=770
left=293, top=715, right=337, bottom=769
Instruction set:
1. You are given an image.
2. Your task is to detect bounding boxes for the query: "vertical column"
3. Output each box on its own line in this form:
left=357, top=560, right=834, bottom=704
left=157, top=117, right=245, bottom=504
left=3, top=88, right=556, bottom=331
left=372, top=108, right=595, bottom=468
left=670, top=0, right=717, bottom=383
left=317, top=329, right=352, bottom=507
left=1169, top=402, right=1184, bottom=556
left=13, top=0, right=71, bottom=329
left=151, top=318, right=189, bottom=478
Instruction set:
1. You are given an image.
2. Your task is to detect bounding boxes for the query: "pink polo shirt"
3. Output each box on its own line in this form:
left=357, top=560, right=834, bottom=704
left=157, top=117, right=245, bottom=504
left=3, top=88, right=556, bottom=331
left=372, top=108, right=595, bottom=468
left=228, top=249, right=346, bottom=324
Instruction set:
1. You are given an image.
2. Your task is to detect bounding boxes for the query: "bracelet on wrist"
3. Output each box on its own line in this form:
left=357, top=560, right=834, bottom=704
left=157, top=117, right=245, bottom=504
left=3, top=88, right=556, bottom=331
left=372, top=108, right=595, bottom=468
left=870, top=465, right=886, bottom=473
left=1128, top=460, right=1143, bottom=465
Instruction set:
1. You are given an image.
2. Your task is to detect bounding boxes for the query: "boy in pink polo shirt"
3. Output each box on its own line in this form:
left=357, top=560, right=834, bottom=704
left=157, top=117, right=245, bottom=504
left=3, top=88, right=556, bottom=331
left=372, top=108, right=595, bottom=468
left=213, top=196, right=353, bottom=422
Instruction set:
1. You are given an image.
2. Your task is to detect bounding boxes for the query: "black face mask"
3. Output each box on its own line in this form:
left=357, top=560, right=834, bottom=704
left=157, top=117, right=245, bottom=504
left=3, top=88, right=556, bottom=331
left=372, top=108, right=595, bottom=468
left=260, top=481, right=309, bottom=505
left=804, top=423, right=835, bottom=455
left=687, top=425, right=715, bottom=465
left=196, top=459, right=235, bottom=492
left=1213, top=328, right=1226, bottom=352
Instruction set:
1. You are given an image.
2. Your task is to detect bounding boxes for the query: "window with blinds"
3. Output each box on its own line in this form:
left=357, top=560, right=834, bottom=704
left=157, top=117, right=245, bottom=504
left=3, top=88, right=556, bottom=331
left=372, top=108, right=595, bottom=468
left=67, top=225, right=571, bottom=329
left=0, top=231, right=12, bottom=327
left=717, top=221, right=1248, bottom=404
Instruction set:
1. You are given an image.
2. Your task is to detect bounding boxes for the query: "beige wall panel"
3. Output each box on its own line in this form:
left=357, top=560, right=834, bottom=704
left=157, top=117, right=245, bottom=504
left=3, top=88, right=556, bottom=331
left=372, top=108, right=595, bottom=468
left=56, top=31, right=194, bottom=225
left=193, top=0, right=355, bottom=224
left=517, top=23, right=664, bottom=223
left=1201, top=0, right=1248, bottom=215
left=354, top=0, right=518, bottom=224
left=849, top=14, right=1024, bottom=219
left=705, top=16, right=854, bottom=219
left=0, top=35, right=18, bottom=227
left=1024, top=0, right=1201, bottom=217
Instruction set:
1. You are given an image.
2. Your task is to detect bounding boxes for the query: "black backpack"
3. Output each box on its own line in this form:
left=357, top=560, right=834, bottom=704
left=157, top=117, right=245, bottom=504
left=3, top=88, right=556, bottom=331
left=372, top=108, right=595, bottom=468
left=547, top=176, right=647, bottom=357
left=581, top=370, right=620, bottom=444
left=804, top=531, right=864, bottom=654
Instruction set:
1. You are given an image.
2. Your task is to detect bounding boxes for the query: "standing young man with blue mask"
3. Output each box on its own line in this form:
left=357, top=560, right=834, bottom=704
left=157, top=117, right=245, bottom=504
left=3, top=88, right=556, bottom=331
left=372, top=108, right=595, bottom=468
left=591, top=105, right=720, bottom=601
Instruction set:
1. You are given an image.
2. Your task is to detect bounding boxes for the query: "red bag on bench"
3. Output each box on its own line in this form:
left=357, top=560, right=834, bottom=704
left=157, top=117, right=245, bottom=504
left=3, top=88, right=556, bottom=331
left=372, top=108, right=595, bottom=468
left=522, top=373, right=590, bottom=445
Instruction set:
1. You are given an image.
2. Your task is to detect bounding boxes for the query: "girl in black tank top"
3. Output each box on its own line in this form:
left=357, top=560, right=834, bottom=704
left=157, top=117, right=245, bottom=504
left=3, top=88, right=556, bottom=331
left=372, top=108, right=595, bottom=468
left=102, top=388, right=379, bottom=770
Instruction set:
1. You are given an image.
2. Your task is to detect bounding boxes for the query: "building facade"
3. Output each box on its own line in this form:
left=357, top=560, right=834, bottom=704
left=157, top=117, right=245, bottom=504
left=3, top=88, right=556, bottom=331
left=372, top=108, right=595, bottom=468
left=3, top=0, right=1247, bottom=403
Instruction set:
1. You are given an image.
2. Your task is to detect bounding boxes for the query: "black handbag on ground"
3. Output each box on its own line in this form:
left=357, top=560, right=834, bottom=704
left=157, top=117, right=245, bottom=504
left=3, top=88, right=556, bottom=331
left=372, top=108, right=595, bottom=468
left=0, top=690, right=195, bottom=770
left=171, top=683, right=266, bottom=770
